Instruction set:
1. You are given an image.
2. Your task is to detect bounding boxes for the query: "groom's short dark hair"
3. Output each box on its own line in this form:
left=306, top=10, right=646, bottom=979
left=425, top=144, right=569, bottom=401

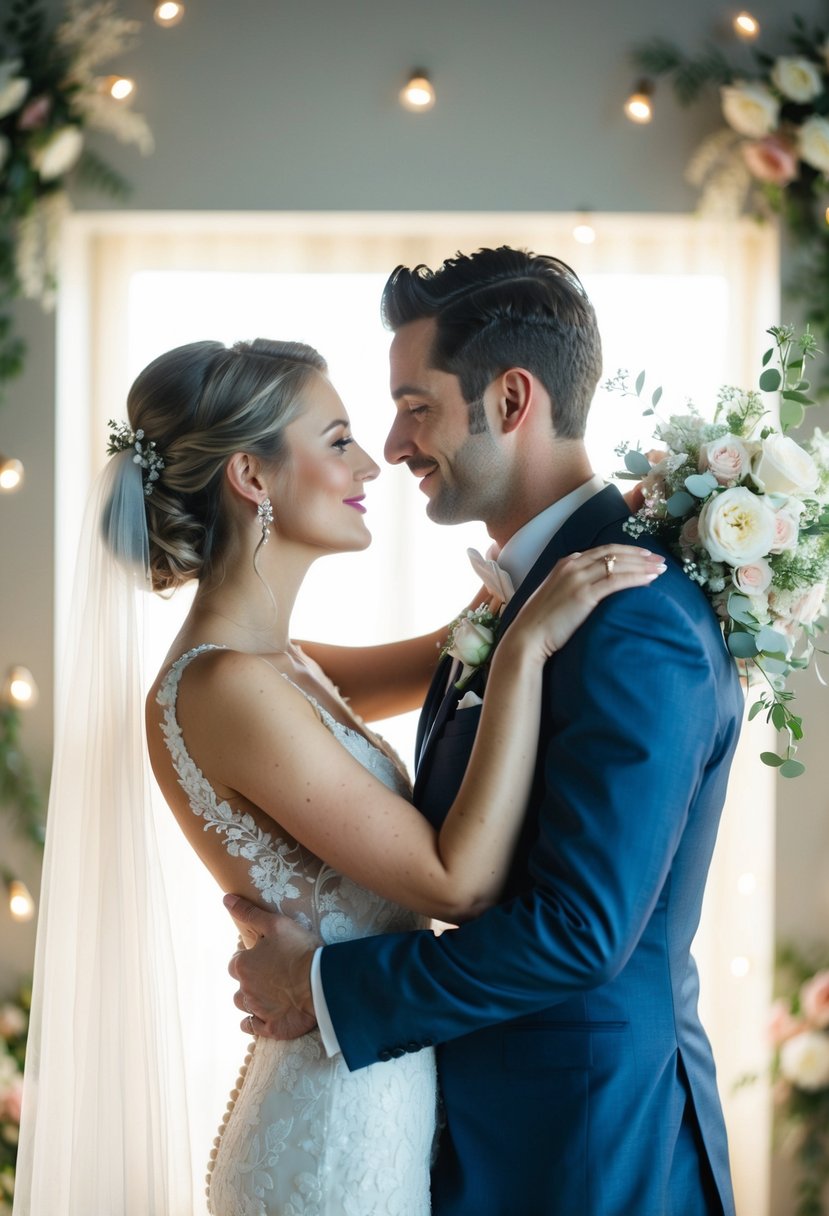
left=381, top=246, right=602, bottom=439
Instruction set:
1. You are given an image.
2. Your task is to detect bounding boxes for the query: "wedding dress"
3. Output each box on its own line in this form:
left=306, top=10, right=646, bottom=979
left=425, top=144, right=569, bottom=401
left=156, top=644, right=437, bottom=1216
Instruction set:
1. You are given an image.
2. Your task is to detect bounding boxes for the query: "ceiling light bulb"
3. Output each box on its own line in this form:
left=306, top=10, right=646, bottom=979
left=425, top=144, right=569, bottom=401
left=624, top=81, right=654, bottom=124
left=733, top=12, right=760, bottom=39
left=730, top=955, right=751, bottom=977
left=102, top=75, right=135, bottom=101
left=573, top=220, right=596, bottom=245
left=154, top=1, right=185, bottom=26
left=4, top=666, right=38, bottom=708
left=400, top=72, right=435, bottom=112
left=8, top=880, right=35, bottom=923
left=0, top=455, right=24, bottom=492
left=736, top=871, right=757, bottom=895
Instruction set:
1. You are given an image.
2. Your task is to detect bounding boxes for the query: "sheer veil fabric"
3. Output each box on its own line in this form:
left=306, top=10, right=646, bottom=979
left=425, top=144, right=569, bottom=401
left=13, top=452, right=194, bottom=1214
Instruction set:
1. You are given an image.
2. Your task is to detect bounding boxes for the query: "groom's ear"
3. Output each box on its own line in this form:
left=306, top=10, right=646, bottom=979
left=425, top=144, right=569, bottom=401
left=493, top=368, right=535, bottom=435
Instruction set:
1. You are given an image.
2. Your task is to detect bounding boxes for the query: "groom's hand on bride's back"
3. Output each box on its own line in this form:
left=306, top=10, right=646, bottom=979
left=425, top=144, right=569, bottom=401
left=225, top=894, right=319, bottom=1041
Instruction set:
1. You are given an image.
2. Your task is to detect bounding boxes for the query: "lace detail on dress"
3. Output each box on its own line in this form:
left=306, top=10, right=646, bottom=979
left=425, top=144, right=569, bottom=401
left=155, top=645, right=436, bottom=1216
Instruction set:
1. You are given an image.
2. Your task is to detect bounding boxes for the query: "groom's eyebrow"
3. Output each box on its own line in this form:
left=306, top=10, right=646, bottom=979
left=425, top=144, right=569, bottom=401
left=392, top=383, right=430, bottom=400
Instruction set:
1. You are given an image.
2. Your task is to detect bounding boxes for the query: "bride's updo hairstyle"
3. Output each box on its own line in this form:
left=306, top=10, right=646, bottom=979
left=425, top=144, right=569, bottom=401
left=126, top=338, right=326, bottom=592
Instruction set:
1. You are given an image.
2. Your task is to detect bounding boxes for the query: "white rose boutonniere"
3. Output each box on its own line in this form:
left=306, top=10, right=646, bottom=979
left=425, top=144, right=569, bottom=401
left=442, top=605, right=501, bottom=690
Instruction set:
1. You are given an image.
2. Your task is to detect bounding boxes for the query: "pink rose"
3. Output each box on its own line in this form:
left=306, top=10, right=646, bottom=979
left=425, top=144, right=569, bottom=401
left=788, top=583, right=827, bottom=626
left=742, top=135, right=799, bottom=185
left=769, top=998, right=805, bottom=1048
left=733, top=558, right=773, bottom=595
left=700, top=434, right=751, bottom=485
left=17, top=94, right=51, bottom=130
left=0, top=1075, right=23, bottom=1124
left=801, top=971, right=829, bottom=1029
left=769, top=506, right=801, bottom=554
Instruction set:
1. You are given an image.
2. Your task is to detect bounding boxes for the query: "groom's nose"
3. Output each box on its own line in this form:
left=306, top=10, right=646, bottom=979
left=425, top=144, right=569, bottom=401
left=384, top=411, right=416, bottom=465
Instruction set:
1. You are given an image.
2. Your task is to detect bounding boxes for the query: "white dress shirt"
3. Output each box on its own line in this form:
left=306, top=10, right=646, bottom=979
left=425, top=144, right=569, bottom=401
left=311, top=475, right=606, bottom=1056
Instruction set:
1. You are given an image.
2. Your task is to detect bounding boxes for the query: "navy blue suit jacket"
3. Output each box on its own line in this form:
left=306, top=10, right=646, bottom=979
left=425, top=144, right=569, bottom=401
left=321, top=485, right=744, bottom=1216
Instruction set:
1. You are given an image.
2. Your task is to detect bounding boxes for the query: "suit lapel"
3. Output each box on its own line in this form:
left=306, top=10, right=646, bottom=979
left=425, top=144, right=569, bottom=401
left=415, top=484, right=631, bottom=785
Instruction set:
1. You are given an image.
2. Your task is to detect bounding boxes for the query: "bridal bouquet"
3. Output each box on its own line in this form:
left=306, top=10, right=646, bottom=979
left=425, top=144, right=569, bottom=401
left=611, top=325, right=829, bottom=777
left=767, top=945, right=829, bottom=1216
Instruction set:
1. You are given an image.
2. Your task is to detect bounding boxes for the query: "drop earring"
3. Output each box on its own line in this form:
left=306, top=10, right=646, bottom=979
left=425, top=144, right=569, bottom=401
left=257, top=497, right=274, bottom=544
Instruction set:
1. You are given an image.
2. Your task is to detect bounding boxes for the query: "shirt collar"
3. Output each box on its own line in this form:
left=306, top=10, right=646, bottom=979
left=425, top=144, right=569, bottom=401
left=494, top=475, right=606, bottom=591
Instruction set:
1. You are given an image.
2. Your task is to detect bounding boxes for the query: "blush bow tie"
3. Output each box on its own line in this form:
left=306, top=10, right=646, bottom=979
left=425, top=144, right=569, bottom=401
left=467, top=547, right=515, bottom=604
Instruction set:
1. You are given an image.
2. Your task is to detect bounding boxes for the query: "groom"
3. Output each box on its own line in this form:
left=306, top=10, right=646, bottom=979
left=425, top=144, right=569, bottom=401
left=227, top=247, right=744, bottom=1215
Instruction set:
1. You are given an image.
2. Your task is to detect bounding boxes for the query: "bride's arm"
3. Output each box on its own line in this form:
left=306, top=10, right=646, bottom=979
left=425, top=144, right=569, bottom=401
left=296, top=627, right=448, bottom=721
left=295, top=587, right=489, bottom=721
left=189, top=547, right=663, bottom=923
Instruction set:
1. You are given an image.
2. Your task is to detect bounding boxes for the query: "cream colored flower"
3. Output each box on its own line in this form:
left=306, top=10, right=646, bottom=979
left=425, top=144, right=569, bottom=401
left=32, top=125, right=84, bottom=181
left=721, top=81, right=779, bottom=138
left=771, top=56, right=824, bottom=103
left=798, top=114, right=829, bottom=177
left=0, top=1004, right=26, bottom=1039
left=752, top=433, right=819, bottom=496
left=779, top=1030, right=829, bottom=1091
left=698, top=486, right=777, bottom=566
left=449, top=617, right=495, bottom=669
left=0, top=66, right=29, bottom=120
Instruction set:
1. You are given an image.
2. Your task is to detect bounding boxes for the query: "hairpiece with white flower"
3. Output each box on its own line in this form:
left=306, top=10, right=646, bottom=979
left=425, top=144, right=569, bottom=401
left=107, top=419, right=165, bottom=497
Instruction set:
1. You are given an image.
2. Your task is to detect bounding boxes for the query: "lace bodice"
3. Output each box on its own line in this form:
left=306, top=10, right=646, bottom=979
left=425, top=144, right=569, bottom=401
left=156, top=644, right=437, bottom=1216
left=156, top=644, right=422, bottom=944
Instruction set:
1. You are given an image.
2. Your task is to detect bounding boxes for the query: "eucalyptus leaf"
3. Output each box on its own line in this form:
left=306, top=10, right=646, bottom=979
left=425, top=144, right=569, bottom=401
left=771, top=703, right=787, bottom=731
left=684, top=472, right=718, bottom=498
left=727, top=593, right=757, bottom=626
left=780, top=760, right=806, bottom=778
left=781, top=390, right=814, bottom=405
left=760, top=752, right=785, bottom=767
left=759, top=657, right=789, bottom=675
left=624, top=450, right=652, bottom=476
left=780, top=400, right=805, bottom=431
left=728, top=631, right=758, bottom=659
left=665, top=490, right=695, bottom=517
left=651, top=386, right=663, bottom=407
left=759, top=368, right=782, bottom=392
left=635, top=370, right=646, bottom=396
left=755, top=626, right=789, bottom=653
left=748, top=701, right=765, bottom=722
left=761, top=348, right=774, bottom=366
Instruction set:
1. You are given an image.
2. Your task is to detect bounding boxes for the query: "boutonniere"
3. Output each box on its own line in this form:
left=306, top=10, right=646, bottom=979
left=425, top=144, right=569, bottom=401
left=441, top=605, right=501, bottom=690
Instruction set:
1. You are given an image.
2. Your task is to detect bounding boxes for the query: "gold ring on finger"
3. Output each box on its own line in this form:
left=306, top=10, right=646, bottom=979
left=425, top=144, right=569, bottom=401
left=603, top=555, right=616, bottom=577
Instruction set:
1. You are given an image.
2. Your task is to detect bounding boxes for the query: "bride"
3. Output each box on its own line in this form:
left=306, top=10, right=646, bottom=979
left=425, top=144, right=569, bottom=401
left=13, top=336, right=663, bottom=1215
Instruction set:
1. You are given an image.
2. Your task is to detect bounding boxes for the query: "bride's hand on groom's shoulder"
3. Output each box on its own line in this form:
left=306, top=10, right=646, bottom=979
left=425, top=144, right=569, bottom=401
left=500, top=546, right=666, bottom=663
left=225, top=894, right=320, bottom=1041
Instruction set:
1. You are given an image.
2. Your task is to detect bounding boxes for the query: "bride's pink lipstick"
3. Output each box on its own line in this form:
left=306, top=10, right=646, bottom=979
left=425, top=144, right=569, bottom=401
left=343, top=496, right=366, bottom=513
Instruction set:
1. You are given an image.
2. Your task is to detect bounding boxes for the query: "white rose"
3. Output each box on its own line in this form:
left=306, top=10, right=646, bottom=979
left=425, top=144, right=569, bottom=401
left=721, top=81, right=779, bottom=138
left=771, top=56, right=824, bottom=103
left=700, top=433, right=751, bottom=485
left=448, top=617, right=495, bottom=668
left=779, top=1030, right=829, bottom=1091
left=733, top=557, right=773, bottom=595
left=698, top=486, right=777, bottom=566
left=752, top=433, right=820, bottom=496
left=32, top=126, right=84, bottom=181
left=798, top=114, right=829, bottom=177
left=0, top=74, right=29, bottom=120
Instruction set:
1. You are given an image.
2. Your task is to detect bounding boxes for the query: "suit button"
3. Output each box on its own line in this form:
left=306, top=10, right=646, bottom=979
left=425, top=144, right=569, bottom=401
left=422, top=1038, right=435, bottom=1047
left=389, top=1046, right=405, bottom=1058
left=378, top=1048, right=392, bottom=1062
left=406, top=1042, right=420, bottom=1052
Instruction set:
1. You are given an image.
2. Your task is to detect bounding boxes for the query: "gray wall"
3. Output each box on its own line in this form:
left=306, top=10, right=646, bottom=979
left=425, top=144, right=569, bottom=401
left=1, top=1, right=827, bottom=1209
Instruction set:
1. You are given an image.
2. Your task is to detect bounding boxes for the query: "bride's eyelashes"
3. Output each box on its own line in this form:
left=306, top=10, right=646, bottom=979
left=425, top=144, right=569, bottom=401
left=332, top=436, right=355, bottom=453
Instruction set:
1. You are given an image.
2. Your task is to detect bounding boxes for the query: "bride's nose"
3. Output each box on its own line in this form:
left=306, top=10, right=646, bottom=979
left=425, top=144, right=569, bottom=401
left=354, top=445, right=380, bottom=482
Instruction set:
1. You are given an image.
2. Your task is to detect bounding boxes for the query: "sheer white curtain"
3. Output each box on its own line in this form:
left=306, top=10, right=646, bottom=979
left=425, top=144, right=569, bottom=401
left=56, top=211, right=778, bottom=1214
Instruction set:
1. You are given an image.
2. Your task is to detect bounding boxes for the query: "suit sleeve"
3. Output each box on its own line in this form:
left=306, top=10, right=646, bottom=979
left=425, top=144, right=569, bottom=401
left=320, top=577, right=737, bottom=1070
